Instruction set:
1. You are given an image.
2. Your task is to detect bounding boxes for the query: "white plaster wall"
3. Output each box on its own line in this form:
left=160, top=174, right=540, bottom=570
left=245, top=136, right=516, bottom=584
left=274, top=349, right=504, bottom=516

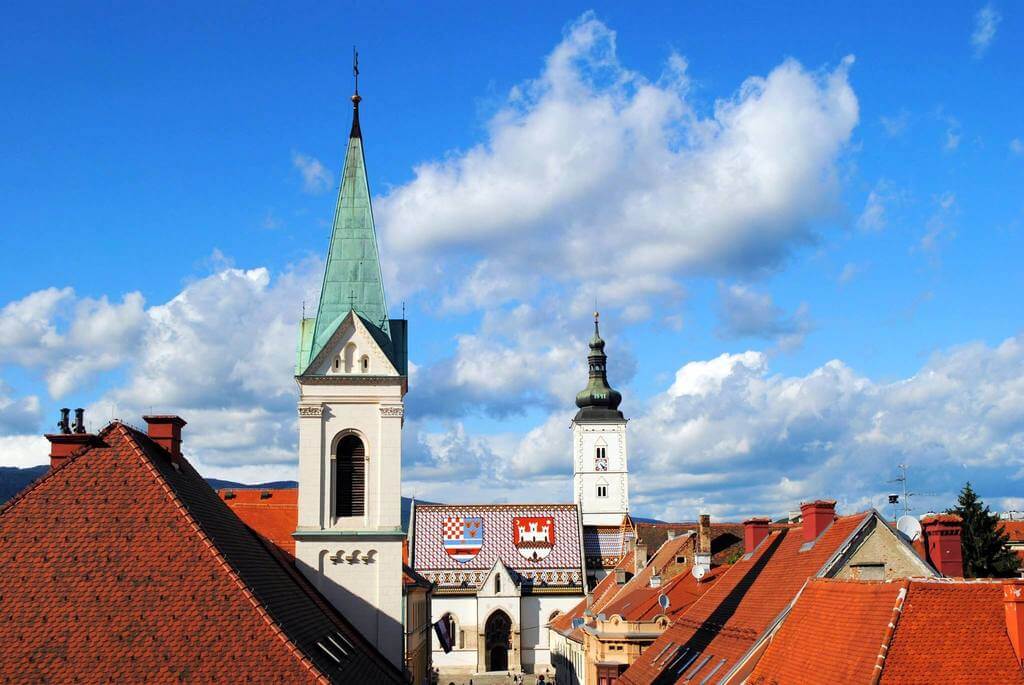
left=522, top=595, right=584, bottom=671
left=572, top=421, right=629, bottom=527
left=431, top=595, right=481, bottom=671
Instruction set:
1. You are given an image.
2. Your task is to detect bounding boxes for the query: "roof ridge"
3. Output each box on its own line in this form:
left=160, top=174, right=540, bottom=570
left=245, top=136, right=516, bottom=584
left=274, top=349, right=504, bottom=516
left=116, top=423, right=331, bottom=684
left=869, top=578, right=910, bottom=684
left=0, top=421, right=123, bottom=517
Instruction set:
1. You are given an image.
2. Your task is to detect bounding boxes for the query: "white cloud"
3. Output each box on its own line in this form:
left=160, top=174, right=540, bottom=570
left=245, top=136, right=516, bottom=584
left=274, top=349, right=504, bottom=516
left=292, top=152, right=333, bottom=194
left=971, top=4, right=1001, bottom=57
left=919, top=192, right=957, bottom=252
left=856, top=182, right=892, bottom=232
left=0, top=435, right=50, bottom=469
left=1011, top=138, right=1024, bottom=156
left=376, top=14, right=859, bottom=319
left=880, top=110, right=910, bottom=137
left=0, top=387, right=42, bottom=434
left=716, top=284, right=811, bottom=350
left=838, top=262, right=864, bottom=285
left=0, top=288, right=147, bottom=398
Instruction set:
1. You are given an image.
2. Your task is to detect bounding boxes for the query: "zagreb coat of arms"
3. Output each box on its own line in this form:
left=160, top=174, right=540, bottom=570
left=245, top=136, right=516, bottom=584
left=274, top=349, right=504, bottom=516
left=512, top=516, right=555, bottom=561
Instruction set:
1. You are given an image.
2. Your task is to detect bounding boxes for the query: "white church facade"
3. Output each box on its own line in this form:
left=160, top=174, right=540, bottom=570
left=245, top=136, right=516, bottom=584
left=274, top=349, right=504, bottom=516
left=290, top=74, right=633, bottom=677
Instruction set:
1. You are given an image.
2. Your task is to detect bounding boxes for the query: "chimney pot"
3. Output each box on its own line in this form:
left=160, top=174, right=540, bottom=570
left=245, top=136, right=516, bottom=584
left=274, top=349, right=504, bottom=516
left=1004, top=580, right=1024, bottom=668
left=698, top=513, right=711, bottom=555
left=800, top=500, right=837, bottom=543
left=634, top=541, right=648, bottom=575
left=744, top=517, right=771, bottom=552
left=73, top=408, right=86, bottom=434
left=921, top=513, right=964, bottom=577
left=143, top=415, right=187, bottom=463
left=46, top=409, right=99, bottom=469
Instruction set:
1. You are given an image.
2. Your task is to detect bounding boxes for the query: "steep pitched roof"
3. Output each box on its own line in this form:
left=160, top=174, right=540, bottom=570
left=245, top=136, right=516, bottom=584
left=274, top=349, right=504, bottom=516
left=636, top=522, right=744, bottom=566
left=551, top=550, right=636, bottom=640
left=412, top=503, right=585, bottom=594
left=0, top=423, right=403, bottom=683
left=619, top=512, right=871, bottom=685
left=220, top=487, right=298, bottom=558
left=748, top=578, right=1024, bottom=685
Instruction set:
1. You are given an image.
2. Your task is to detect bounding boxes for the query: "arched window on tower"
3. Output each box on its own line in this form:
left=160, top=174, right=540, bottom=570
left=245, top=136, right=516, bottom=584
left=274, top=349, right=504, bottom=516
left=343, top=343, right=356, bottom=373
left=335, top=434, right=366, bottom=518
left=595, top=445, right=608, bottom=472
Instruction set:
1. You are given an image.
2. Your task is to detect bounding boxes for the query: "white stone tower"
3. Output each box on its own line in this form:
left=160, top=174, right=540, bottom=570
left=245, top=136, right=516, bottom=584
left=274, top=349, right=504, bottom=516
left=292, top=81, right=408, bottom=667
left=572, top=313, right=629, bottom=527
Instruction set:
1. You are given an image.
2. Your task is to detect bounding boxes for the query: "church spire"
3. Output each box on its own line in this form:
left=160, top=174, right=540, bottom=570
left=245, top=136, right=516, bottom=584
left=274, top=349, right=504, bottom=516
left=574, top=312, right=624, bottom=421
left=297, top=52, right=393, bottom=374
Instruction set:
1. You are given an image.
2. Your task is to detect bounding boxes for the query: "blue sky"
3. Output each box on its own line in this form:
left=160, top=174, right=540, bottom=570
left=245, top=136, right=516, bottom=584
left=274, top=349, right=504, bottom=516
left=1, top=3, right=1022, bottom=521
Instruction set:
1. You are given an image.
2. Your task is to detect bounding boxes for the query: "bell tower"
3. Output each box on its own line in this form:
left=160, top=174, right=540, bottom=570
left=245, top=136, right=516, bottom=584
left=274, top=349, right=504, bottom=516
left=292, top=65, right=407, bottom=667
left=572, top=313, right=629, bottom=527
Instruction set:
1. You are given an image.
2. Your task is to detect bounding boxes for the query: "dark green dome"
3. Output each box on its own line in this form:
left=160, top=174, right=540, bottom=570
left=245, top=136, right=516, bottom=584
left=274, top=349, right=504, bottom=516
left=574, top=313, right=624, bottom=422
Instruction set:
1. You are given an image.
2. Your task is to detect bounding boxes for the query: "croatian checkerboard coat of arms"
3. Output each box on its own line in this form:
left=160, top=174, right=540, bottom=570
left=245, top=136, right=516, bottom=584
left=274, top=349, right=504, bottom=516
left=512, top=516, right=555, bottom=561
left=442, top=516, right=484, bottom=563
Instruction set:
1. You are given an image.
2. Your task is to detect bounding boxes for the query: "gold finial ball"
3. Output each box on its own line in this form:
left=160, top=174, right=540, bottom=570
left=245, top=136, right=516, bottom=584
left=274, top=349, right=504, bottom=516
left=594, top=311, right=600, bottom=319
left=351, top=93, right=362, bottom=105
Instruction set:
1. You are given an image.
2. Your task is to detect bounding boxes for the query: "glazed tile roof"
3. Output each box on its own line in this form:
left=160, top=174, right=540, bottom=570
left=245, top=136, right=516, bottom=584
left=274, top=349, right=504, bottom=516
left=583, top=525, right=628, bottom=568
left=748, top=578, right=1024, bottom=684
left=0, top=422, right=403, bottom=683
left=619, top=512, right=872, bottom=685
left=412, top=503, right=584, bottom=593
left=221, top=487, right=298, bottom=558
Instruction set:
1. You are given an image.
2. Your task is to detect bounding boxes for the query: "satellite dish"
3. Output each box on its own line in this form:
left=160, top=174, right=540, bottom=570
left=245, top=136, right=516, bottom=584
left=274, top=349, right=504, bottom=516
left=896, top=515, right=922, bottom=542
left=692, top=565, right=707, bottom=581
left=658, top=594, right=670, bottom=610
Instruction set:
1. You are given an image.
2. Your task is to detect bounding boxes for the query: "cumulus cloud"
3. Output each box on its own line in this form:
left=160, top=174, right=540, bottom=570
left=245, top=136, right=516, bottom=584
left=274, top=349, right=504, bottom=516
left=628, top=335, right=1024, bottom=520
left=1011, top=138, right=1024, bottom=156
left=376, top=14, right=859, bottom=318
left=971, top=4, right=1001, bottom=57
left=716, top=284, right=811, bottom=350
left=0, top=288, right=147, bottom=398
left=0, top=386, right=42, bottom=434
left=292, top=152, right=333, bottom=194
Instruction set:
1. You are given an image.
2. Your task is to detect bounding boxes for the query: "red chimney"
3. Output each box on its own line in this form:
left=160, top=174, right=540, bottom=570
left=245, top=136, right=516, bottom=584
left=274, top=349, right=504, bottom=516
left=698, top=513, right=711, bottom=555
left=143, top=415, right=187, bottom=464
left=744, top=517, right=771, bottom=552
left=800, top=500, right=837, bottom=542
left=921, top=513, right=964, bottom=577
left=1004, top=580, right=1024, bottom=668
left=45, top=408, right=99, bottom=469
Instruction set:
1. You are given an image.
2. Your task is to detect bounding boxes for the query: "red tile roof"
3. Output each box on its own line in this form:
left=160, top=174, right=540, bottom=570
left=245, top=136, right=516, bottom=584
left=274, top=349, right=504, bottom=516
left=619, top=512, right=871, bottom=685
left=551, top=550, right=636, bottom=641
left=221, top=487, right=298, bottom=558
left=0, top=422, right=403, bottom=683
left=747, top=579, right=905, bottom=684
left=1003, top=520, right=1024, bottom=541
left=748, top=578, right=1024, bottom=684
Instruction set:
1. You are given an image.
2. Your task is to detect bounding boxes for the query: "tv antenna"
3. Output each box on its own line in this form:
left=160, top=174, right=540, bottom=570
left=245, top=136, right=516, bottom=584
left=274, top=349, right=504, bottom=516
left=886, top=464, right=936, bottom=520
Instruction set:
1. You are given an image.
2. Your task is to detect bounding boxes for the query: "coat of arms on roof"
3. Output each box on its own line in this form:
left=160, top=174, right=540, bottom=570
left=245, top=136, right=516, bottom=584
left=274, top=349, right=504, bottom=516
left=513, top=516, right=555, bottom=561
left=443, top=516, right=484, bottom=563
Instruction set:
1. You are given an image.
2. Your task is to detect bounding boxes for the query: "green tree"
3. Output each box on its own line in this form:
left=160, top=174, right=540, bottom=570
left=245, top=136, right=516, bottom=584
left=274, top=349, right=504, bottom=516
left=946, top=482, right=1019, bottom=578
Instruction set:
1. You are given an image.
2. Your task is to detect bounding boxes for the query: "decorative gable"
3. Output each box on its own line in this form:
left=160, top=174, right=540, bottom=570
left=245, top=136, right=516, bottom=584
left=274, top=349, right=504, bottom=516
left=479, top=559, right=520, bottom=598
left=304, top=311, right=399, bottom=377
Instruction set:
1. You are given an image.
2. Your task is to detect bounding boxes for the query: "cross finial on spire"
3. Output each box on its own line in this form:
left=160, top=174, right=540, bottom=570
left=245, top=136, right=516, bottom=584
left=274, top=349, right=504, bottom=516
left=353, top=46, right=360, bottom=97
left=349, top=47, right=362, bottom=138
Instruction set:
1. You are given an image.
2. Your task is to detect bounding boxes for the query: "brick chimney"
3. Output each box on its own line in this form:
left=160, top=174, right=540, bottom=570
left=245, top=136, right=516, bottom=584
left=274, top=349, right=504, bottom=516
left=634, top=540, right=648, bottom=575
left=45, top=408, right=99, bottom=469
left=143, top=415, right=187, bottom=464
left=800, top=500, right=837, bottom=543
left=921, top=513, right=964, bottom=577
left=698, top=513, right=711, bottom=555
left=1004, top=580, right=1024, bottom=668
left=744, top=517, right=771, bottom=552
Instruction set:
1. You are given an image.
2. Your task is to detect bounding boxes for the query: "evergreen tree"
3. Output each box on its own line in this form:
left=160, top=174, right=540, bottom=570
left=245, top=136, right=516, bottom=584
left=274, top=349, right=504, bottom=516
left=946, top=482, right=1018, bottom=578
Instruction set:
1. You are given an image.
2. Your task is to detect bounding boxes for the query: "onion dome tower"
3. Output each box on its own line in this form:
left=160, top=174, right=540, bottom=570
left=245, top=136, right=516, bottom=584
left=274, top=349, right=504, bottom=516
left=572, top=313, right=629, bottom=529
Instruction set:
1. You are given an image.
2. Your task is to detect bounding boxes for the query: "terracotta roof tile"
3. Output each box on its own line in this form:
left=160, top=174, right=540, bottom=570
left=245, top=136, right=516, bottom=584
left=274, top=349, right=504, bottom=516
left=748, top=578, right=1024, bottom=684
left=0, top=422, right=403, bottom=683
left=619, top=512, right=871, bottom=685
left=220, top=488, right=298, bottom=558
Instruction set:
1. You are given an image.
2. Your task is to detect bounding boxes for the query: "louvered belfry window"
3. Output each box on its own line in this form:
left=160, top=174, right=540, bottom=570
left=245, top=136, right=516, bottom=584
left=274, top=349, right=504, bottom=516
left=336, top=434, right=366, bottom=517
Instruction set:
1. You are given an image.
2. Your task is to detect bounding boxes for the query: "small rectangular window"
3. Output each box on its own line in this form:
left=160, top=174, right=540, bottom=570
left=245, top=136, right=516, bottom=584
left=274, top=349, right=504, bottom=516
left=597, top=485, right=608, bottom=497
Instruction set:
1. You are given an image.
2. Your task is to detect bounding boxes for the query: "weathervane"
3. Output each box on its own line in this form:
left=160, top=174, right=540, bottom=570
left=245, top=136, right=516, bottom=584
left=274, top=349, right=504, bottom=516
left=353, top=46, right=360, bottom=97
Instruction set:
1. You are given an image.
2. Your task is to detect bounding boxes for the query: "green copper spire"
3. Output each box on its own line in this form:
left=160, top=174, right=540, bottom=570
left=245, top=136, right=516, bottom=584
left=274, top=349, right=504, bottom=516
left=311, top=86, right=389, bottom=350
left=574, top=312, right=624, bottom=422
left=296, top=61, right=407, bottom=376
